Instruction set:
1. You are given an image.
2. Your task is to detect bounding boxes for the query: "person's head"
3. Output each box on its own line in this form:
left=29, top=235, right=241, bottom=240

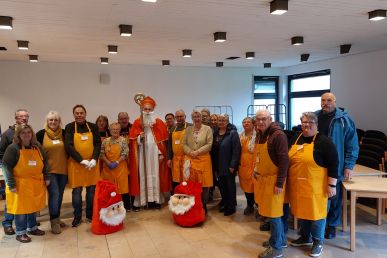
left=165, top=113, right=175, bottom=128
left=242, top=117, right=254, bottom=132
left=201, top=108, right=211, bottom=125
left=300, top=112, right=318, bottom=137
left=44, top=111, right=62, bottom=131
left=210, top=114, right=218, bottom=128
left=72, top=104, right=87, bottom=124
left=96, top=115, right=109, bottom=131
left=217, top=114, right=229, bottom=130
left=255, top=109, right=272, bottom=133
left=14, top=124, right=37, bottom=146
left=141, top=96, right=156, bottom=114
left=175, top=109, right=186, bottom=125
left=15, top=109, right=29, bottom=125
left=117, top=112, right=130, bottom=128
left=321, top=92, right=336, bottom=114
left=191, top=110, right=202, bottom=126
left=109, top=122, right=121, bottom=138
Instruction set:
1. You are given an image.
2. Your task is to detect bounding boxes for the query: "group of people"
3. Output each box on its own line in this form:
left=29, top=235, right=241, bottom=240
left=0, top=93, right=359, bottom=258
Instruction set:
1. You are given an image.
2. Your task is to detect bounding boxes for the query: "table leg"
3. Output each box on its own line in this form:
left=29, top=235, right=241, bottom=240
left=342, top=187, right=347, bottom=232
left=377, top=198, right=382, bottom=226
left=350, top=191, right=356, bottom=251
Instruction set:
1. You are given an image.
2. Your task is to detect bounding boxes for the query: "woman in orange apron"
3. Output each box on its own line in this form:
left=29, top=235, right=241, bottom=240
left=288, top=112, right=338, bottom=257
left=2, top=124, right=49, bottom=243
left=100, top=123, right=129, bottom=205
left=238, top=117, right=257, bottom=215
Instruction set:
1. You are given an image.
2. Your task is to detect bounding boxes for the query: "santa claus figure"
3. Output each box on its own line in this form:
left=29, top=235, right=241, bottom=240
left=92, top=180, right=126, bottom=235
left=168, top=181, right=205, bottom=227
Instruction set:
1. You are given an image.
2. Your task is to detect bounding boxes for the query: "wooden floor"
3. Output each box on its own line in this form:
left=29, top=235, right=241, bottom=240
left=1, top=188, right=387, bottom=258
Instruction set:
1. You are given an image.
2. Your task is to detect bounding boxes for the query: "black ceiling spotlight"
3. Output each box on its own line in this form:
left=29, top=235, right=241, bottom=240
left=17, top=40, right=29, bottom=50
left=264, top=63, right=271, bottom=68
left=214, top=32, right=227, bottom=42
left=216, top=62, right=223, bottom=67
left=108, top=45, right=118, bottom=54
left=368, top=9, right=386, bottom=21
left=246, top=52, right=255, bottom=59
left=100, top=57, right=109, bottom=64
left=119, top=24, right=132, bottom=37
left=0, top=16, right=13, bottom=30
left=162, top=60, right=170, bottom=66
left=340, top=44, right=351, bottom=54
left=291, top=36, right=304, bottom=46
left=29, top=55, right=38, bottom=63
left=301, top=53, right=310, bottom=62
left=0, top=47, right=7, bottom=51
left=270, top=0, right=288, bottom=15
left=182, top=49, right=192, bottom=57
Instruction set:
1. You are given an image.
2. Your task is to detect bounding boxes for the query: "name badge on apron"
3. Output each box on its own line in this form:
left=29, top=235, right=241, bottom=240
left=52, top=139, right=60, bottom=145
left=174, top=140, right=180, bottom=145
left=28, top=160, right=37, bottom=166
left=81, top=135, right=89, bottom=141
left=297, top=145, right=304, bottom=151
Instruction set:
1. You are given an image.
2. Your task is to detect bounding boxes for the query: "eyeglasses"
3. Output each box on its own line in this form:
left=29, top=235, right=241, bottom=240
left=256, top=117, right=270, bottom=122
left=301, top=121, right=316, bottom=125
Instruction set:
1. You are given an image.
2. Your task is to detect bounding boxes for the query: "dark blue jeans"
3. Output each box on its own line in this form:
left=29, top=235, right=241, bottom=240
left=299, top=218, right=326, bottom=243
left=269, top=217, right=285, bottom=251
left=15, top=213, right=37, bottom=235
left=72, top=185, right=95, bottom=219
left=327, top=181, right=342, bottom=227
left=282, top=203, right=290, bottom=234
left=47, top=174, right=68, bottom=220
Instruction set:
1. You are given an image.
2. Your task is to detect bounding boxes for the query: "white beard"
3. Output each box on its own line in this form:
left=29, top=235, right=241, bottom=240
left=142, top=111, right=156, bottom=127
left=99, top=201, right=126, bottom=226
left=168, top=194, right=195, bottom=215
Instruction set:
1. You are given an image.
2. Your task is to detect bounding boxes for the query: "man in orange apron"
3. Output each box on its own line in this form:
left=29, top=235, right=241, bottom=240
left=167, top=109, right=192, bottom=192
left=254, top=110, right=289, bottom=258
left=65, top=105, right=101, bottom=227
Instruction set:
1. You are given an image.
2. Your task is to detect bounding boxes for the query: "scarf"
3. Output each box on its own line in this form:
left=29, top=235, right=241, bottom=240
left=240, top=129, right=256, bottom=153
left=45, top=125, right=63, bottom=140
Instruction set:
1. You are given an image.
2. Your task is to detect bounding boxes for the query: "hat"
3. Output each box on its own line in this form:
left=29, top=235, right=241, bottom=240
left=141, top=96, right=157, bottom=108
left=97, top=180, right=122, bottom=209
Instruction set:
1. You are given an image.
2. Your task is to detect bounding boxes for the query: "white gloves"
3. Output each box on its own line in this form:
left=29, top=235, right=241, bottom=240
left=80, top=160, right=90, bottom=167
left=87, top=159, right=97, bottom=170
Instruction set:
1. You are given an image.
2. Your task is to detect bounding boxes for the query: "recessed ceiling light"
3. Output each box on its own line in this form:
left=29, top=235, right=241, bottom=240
left=340, top=44, right=351, bottom=54
left=29, top=55, right=38, bottom=63
left=264, top=63, right=271, bottom=68
left=216, top=62, right=223, bottom=67
left=162, top=60, right=170, bottom=66
left=182, top=49, right=192, bottom=57
left=119, top=24, right=132, bottom=37
left=368, top=9, right=386, bottom=21
left=142, top=0, right=157, bottom=2
left=270, top=0, right=288, bottom=15
left=246, top=52, right=255, bottom=59
left=291, top=36, right=304, bottom=46
left=0, top=16, right=13, bottom=30
left=101, top=57, right=109, bottom=64
left=17, top=40, right=29, bottom=50
left=214, top=32, right=226, bottom=43
left=300, top=53, right=310, bottom=62
left=108, top=45, right=118, bottom=54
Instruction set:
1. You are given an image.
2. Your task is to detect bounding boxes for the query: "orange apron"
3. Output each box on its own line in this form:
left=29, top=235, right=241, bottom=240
left=67, top=123, right=100, bottom=188
left=238, top=136, right=256, bottom=193
left=171, top=124, right=187, bottom=183
left=6, top=146, right=46, bottom=214
left=185, top=153, right=213, bottom=187
left=254, top=139, right=285, bottom=218
left=101, top=140, right=129, bottom=194
left=288, top=134, right=328, bottom=220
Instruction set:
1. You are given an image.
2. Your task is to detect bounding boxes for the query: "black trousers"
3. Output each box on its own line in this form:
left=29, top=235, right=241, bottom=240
left=218, top=173, right=236, bottom=211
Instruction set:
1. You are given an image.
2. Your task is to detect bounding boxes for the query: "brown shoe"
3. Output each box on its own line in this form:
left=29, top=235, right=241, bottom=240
left=50, top=219, right=62, bottom=234
left=16, top=234, right=31, bottom=243
left=4, top=226, right=16, bottom=235
left=28, top=228, right=45, bottom=236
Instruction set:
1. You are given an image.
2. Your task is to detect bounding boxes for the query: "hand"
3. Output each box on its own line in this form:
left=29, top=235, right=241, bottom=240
left=167, top=160, right=172, bottom=168
left=80, top=160, right=90, bottom=168
left=190, top=151, right=198, bottom=158
left=229, top=168, right=235, bottom=173
left=108, top=162, right=118, bottom=170
left=87, top=159, right=97, bottom=170
left=274, top=186, right=283, bottom=195
left=139, top=132, right=145, bottom=139
left=344, top=168, right=353, bottom=181
left=253, top=171, right=258, bottom=179
left=159, top=154, right=164, bottom=160
left=10, top=188, right=17, bottom=193
left=327, top=185, right=337, bottom=198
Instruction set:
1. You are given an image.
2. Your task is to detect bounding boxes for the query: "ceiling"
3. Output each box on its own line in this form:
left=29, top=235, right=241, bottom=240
left=1, top=0, right=387, bottom=67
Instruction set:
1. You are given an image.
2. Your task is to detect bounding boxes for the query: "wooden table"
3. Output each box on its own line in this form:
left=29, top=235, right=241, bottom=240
left=342, top=176, right=387, bottom=251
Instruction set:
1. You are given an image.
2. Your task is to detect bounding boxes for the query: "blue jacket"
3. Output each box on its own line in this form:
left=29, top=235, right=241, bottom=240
left=316, top=107, right=359, bottom=180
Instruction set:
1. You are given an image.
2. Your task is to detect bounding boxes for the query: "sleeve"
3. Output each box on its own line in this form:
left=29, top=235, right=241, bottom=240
left=2, top=145, right=19, bottom=189
left=36, top=129, right=45, bottom=145
left=343, top=117, right=359, bottom=170
left=167, top=132, right=173, bottom=160
left=320, top=136, right=339, bottom=179
left=182, top=127, right=192, bottom=154
left=100, top=138, right=107, bottom=156
left=120, top=137, right=129, bottom=158
left=272, top=132, right=289, bottom=188
left=230, top=131, right=241, bottom=170
left=64, top=123, right=83, bottom=163
left=0, top=129, right=13, bottom=161
left=196, top=127, right=213, bottom=155
left=37, top=143, right=50, bottom=181
left=90, top=123, right=101, bottom=161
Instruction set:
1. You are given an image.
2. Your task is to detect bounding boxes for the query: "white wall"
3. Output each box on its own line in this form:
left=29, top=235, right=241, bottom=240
left=282, top=49, right=387, bottom=133
left=0, top=61, right=280, bottom=132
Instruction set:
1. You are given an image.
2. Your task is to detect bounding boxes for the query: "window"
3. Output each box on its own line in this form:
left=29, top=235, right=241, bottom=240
left=253, top=76, right=279, bottom=121
left=288, top=70, right=330, bottom=129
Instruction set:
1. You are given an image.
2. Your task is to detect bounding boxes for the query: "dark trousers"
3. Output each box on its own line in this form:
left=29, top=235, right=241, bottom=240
left=47, top=174, right=68, bottom=220
left=218, top=174, right=236, bottom=211
left=245, top=192, right=255, bottom=207
left=121, top=194, right=131, bottom=210
left=72, top=185, right=95, bottom=219
left=172, top=181, right=180, bottom=194
left=326, top=181, right=342, bottom=227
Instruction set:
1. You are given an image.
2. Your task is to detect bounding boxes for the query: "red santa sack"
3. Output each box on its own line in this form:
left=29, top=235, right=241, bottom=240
left=168, top=181, right=205, bottom=227
left=91, top=180, right=126, bottom=235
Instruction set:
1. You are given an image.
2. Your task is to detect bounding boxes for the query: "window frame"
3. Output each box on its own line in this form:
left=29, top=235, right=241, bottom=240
left=253, top=76, right=279, bottom=120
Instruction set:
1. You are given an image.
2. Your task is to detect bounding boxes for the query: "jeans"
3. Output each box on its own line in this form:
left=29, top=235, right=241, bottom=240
left=47, top=173, right=68, bottom=220
left=15, top=213, right=37, bottom=235
left=269, top=217, right=285, bottom=250
left=299, top=218, right=326, bottom=243
left=1, top=169, right=14, bottom=228
left=218, top=174, right=237, bottom=211
left=72, top=185, right=95, bottom=219
left=326, top=181, right=342, bottom=227
left=282, top=203, right=290, bottom=235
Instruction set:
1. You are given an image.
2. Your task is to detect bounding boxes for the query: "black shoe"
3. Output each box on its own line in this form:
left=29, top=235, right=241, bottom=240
left=325, top=226, right=336, bottom=239
left=290, top=236, right=313, bottom=247
left=154, top=203, right=161, bottom=210
left=243, top=206, right=254, bottom=215
left=72, top=217, right=82, bottom=227
left=133, top=206, right=140, bottom=212
left=218, top=206, right=225, bottom=213
left=224, top=208, right=236, bottom=216
left=310, top=241, right=324, bottom=257
left=260, top=221, right=271, bottom=231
